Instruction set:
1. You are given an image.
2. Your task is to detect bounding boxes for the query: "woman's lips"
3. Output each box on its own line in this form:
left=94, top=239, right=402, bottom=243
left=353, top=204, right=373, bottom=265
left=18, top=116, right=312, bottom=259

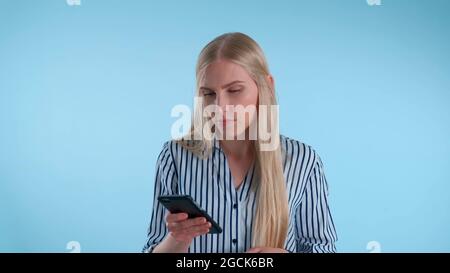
left=217, top=119, right=235, bottom=125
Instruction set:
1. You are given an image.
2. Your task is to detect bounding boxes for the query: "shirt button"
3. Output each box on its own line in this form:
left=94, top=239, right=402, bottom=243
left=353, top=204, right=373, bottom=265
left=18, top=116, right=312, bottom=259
left=232, top=239, right=237, bottom=244
left=233, top=204, right=238, bottom=209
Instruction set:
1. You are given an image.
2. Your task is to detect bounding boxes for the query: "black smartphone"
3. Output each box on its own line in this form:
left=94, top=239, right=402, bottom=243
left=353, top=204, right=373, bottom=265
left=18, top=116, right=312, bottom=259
left=157, top=195, right=222, bottom=234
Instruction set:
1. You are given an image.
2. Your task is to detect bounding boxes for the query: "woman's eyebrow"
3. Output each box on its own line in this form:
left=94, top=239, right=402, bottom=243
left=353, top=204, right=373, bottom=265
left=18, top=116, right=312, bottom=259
left=200, top=80, right=245, bottom=91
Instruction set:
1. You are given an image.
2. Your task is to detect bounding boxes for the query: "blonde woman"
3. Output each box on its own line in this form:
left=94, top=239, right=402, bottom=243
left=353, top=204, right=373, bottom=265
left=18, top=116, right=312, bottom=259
left=143, top=32, right=337, bottom=253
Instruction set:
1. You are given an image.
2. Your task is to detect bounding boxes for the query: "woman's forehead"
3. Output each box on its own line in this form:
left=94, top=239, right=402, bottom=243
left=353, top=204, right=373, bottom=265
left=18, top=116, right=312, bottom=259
left=200, top=60, right=252, bottom=88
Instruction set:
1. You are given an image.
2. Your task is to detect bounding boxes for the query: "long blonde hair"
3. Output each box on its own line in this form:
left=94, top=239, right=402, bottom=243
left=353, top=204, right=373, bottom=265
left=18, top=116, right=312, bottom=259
left=177, top=32, right=288, bottom=248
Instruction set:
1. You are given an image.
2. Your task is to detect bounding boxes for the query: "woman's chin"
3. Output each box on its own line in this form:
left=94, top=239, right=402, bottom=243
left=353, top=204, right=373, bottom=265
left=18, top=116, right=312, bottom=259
left=214, top=122, right=249, bottom=140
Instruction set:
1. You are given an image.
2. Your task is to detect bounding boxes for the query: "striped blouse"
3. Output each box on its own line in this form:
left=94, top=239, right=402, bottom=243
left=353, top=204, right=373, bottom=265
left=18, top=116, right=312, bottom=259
left=143, top=134, right=337, bottom=253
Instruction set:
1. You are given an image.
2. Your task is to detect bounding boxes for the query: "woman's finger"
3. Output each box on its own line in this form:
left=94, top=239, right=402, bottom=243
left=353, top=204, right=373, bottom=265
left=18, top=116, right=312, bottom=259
left=168, top=217, right=206, bottom=230
left=168, top=220, right=210, bottom=233
left=246, top=247, right=261, bottom=253
left=170, top=223, right=210, bottom=240
left=166, top=212, right=188, bottom=223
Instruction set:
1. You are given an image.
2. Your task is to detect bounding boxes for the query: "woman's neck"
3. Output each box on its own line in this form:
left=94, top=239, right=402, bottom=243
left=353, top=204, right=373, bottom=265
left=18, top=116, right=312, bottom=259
left=219, top=139, right=254, bottom=159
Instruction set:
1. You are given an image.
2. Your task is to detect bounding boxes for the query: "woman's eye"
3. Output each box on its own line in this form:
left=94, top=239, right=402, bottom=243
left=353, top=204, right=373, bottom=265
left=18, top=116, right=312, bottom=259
left=204, top=92, right=216, bottom=96
left=228, top=89, right=241, bottom=93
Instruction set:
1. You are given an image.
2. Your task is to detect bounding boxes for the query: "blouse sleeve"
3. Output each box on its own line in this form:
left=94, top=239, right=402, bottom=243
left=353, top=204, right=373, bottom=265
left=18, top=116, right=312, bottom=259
left=295, top=154, right=338, bottom=253
left=142, top=141, right=178, bottom=253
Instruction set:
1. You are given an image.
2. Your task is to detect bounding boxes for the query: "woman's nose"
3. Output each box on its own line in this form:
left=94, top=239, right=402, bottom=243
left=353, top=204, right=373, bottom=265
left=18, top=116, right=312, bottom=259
left=215, top=94, right=230, bottom=114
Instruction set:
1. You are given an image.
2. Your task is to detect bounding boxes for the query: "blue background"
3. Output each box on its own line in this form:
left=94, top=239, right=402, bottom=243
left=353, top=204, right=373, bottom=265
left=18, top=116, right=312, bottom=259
left=1, top=0, right=449, bottom=252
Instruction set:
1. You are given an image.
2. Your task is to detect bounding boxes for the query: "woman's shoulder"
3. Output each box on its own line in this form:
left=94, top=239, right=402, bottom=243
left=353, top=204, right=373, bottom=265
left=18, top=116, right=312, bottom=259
left=279, top=134, right=322, bottom=169
left=156, top=139, right=200, bottom=162
left=157, top=139, right=181, bottom=158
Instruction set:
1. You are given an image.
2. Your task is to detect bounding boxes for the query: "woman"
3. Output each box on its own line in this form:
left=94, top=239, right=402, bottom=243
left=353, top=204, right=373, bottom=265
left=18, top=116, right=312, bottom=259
left=143, top=32, right=337, bottom=253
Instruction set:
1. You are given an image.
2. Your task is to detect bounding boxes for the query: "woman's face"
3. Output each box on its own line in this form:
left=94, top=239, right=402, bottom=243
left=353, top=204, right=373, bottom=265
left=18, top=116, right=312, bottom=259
left=199, top=59, right=259, bottom=139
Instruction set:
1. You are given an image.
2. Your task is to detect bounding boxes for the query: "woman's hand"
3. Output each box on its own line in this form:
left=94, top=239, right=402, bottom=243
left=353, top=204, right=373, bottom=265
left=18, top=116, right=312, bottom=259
left=152, top=212, right=211, bottom=253
left=166, top=212, right=211, bottom=244
left=246, top=247, right=289, bottom=253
